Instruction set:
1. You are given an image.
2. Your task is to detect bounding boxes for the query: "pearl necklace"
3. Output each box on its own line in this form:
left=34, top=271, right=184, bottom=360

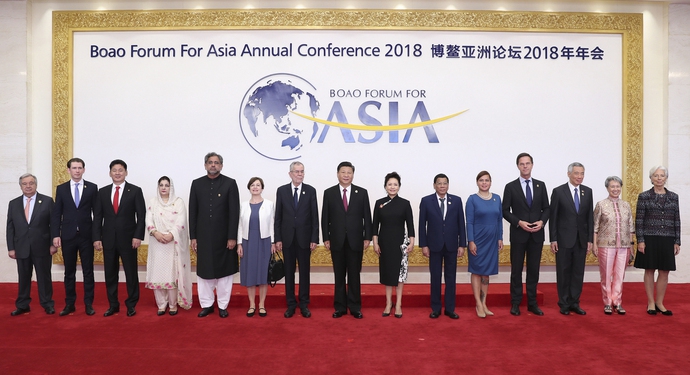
left=477, top=191, right=492, bottom=200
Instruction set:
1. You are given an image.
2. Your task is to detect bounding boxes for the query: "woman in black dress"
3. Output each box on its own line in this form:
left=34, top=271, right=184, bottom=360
left=634, top=166, right=681, bottom=315
left=372, top=172, right=415, bottom=318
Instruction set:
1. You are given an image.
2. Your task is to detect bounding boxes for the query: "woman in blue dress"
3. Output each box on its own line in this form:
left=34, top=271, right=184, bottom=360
left=237, top=177, right=275, bottom=317
left=467, top=171, right=503, bottom=318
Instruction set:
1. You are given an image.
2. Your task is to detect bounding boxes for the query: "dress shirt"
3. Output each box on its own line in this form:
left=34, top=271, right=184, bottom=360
left=71, top=179, right=84, bottom=203
left=292, top=183, right=303, bottom=203
left=436, top=193, right=447, bottom=220
left=23, top=194, right=37, bottom=222
left=520, top=177, right=533, bottom=201
left=340, top=185, right=351, bottom=203
left=568, top=182, right=580, bottom=202
left=111, top=181, right=126, bottom=206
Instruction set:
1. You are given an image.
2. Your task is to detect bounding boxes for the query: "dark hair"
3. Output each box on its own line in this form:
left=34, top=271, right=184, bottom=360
left=247, top=177, right=264, bottom=190
left=158, top=176, right=170, bottom=185
left=476, top=170, right=492, bottom=182
left=337, top=161, right=355, bottom=173
left=67, top=158, right=85, bottom=168
left=109, top=159, right=127, bottom=170
left=205, top=152, right=223, bottom=165
left=384, top=172, right=401, bottom=187
left=433, top=173, right=448, bottom=184
left=516, top=152, right=533, bottom=165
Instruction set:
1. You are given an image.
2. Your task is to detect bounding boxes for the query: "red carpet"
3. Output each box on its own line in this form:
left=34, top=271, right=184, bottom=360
left=2, top=281, right=689, bottom=374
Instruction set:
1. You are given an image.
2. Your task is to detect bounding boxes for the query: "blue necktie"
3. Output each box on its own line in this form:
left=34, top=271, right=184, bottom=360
left=440, top=198, right=445, bottom=220
left=574, top=188, right=580, bottom=213
left=525, top=180, right=532, bottom=207
left=293, top=187, right=298, bottom=208
left=74, top=182, right=80, bottom=207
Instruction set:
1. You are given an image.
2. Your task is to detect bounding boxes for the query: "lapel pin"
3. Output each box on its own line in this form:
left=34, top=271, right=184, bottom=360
left=302, top=191, right=305, bottom=195
left=536, top=184, right=540, bottom=188
left=355, top=190, right=358, bottom=193
left=448, top=201, right=452, bottom=205
left=218, top=193, right=221, bottom=197
left=38, top=200, right=42, bottom=204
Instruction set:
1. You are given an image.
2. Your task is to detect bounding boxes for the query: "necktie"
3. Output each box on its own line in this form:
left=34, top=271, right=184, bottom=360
left=440, top=198, right=445, bottom=220
left=343, top=188, right=348, bottom=212
left=293, top=187, right=299, bottom=208
left=113, top=186, right=120, bottom=214
left=525, top=180, right=532, bottom=207
left=574, top=188, right=580, bottom=213
left=24, top=197, right=31, bottom=222
left=74, top=182, right=80, bottom=207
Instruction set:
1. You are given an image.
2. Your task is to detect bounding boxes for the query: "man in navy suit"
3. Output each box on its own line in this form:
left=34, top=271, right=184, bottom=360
left=549, top=162, right=593, bottom=316
left=502, top=153, right=549, bottom=316
left=93, top=159, right=146, bottom=317
left=51, top=158, right=98, bottom=316
left=275, top=161, right=319, bottom=318
left=418, top=173, right=466, bottom=319
left=322, top=161, right=372, bottom=319
left=6, top=173, right=56, bottom=316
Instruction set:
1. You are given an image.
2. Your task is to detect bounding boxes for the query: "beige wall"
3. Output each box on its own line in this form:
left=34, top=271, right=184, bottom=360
left=1, top=0, right=686, bottom=284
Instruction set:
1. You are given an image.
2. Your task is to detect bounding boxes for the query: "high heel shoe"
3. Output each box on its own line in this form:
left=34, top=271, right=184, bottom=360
left=476, top=306, right=486, bottom=319
left=394, top=305, right=403, bottom=318
left=614, top=305, right=625, bottom=315
left=483, top=307, right=494, bottom=316
left=655, top=304, right=673, bottom=316
left=382, top=304, right=392, bottom=317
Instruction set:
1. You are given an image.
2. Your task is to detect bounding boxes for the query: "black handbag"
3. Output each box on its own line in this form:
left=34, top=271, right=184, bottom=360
left=267, top=251, right=285, bottom=287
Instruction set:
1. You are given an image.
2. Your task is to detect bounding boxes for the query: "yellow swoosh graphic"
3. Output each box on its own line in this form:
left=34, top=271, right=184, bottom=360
left=290, top=109, right=468, bottom=131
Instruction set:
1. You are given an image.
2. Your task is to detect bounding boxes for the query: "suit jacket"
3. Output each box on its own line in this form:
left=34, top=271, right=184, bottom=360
left=274, top=183, right=319, bottom=249
left=92, top=182, right=146, bottom=250
left=502, top=177, right=550, bottom=244
left=418, top=193, right=467, bottom=252
left=239, top=199, right=275, bottom=241
left=321, top=184, right=372, bottom=251
left=51, top=180, right=98, bottom=241
left=6, top=193, right=54, bottom=259
left=549, top=183, right=594, bottom=249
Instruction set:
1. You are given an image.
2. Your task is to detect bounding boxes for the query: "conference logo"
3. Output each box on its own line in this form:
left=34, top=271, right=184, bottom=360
left=239, top=73, right=467, bottom=161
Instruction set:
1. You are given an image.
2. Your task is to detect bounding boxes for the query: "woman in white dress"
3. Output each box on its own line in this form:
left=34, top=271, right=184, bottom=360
left=145, top=176, right=192, bottom=316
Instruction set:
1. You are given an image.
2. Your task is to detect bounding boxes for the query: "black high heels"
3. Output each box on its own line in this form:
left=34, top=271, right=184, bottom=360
left=655, top=305, right=673, bottom=316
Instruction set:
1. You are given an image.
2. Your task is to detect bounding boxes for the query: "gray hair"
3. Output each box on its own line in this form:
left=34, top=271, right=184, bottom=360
left=204, top=152, right=223, bottom=165
left=649, top=165, right=668, bottom=179
left=604, top=176, right=623, bottom=188
left=289, top=161, right=304, bottom=172
left=567, top=162, right=585, bottom=173
left=19, top=173, right=37, bottom=185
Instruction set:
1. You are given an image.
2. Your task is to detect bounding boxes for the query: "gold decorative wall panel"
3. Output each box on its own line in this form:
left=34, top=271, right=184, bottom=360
left=52, top=9, right=642, bottom=267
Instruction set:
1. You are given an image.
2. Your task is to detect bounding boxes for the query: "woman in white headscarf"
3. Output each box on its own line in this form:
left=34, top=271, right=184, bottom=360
left=145, top=176, right=193, bottom=315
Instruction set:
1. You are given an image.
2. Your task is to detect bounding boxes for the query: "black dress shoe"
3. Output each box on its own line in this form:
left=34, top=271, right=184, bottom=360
left=332, top=311, right=345, bottom=318
left=85, top=305, right=95, bottom=316
left=429, top=310, right=441, bottom=319
left=527, top=305, right=544, bottom=316
left=45, top=307, right=55, bottom=315
left=198, top=306, right=214, bottom=317
left=656, top=305, right=673, bottom=316
left=351, top=311, right=363, bottom=319
left=258, top=308, right=267, bottom=317
left=219, top=309, right=229, bottom=318
left=284, top=308, right=295, bottom=318
left=157, top=310, right=166, bottom=316
left=169, top=309, right=178, bottom=316
left=300, top=307, right=311, bottom=318
left=570, top=306, right=586, bottom=315
left=510, top=304, right=521, bottom=316
left=59, top=305, right=76, bottom=317
left=126, top=308, right=136, bottom=317
left=103, top=307, right=119, bottom=317
left=444, top=310, right=459, bottom=319
left=10, top=307, right=30, bottom=316
left=559, top=308, right=570, bottom=315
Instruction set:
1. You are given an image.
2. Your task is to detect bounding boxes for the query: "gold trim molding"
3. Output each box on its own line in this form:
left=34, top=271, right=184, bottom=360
left=52, top=9, right=642, bottom=267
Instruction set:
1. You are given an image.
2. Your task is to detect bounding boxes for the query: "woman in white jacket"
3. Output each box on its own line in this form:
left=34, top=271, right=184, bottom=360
left=237, top=177, right=276, bottom=317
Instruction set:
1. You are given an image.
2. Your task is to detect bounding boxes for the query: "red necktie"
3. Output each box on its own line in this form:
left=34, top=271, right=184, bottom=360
left=342, top=188, right=348, bottom=212
left=113, top=186, right=120, bottom=214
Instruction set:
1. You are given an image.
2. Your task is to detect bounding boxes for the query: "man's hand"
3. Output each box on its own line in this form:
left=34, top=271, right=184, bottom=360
left=94, top=241, right=103, bottom=251
left=132, top=238, right=141, bottom=249
left=50, top=246, right=58, bottom=255
left=191, top=239, right=198, bottom=253
left=324, top=240, right=331, bottom=251
left=550, top=241, right=558, bottom=254
left=275, top=241, right=283, bottom=252
left=457, top=247, right=465, bottom=258
left=8, top=250, right=16, bottom=259
left=422, top=246, right=430, bottom=258
left=363, top=240, right=370, bottom=251
left=227, top=239, right=236, bottom=250
left=53, top=237, right=61, bottom=248
left=309, top=242, right=317, bottom=251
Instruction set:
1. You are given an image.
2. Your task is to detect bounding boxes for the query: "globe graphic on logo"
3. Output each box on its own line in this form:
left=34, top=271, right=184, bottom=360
left=239, top=73, right=321, bottom=160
